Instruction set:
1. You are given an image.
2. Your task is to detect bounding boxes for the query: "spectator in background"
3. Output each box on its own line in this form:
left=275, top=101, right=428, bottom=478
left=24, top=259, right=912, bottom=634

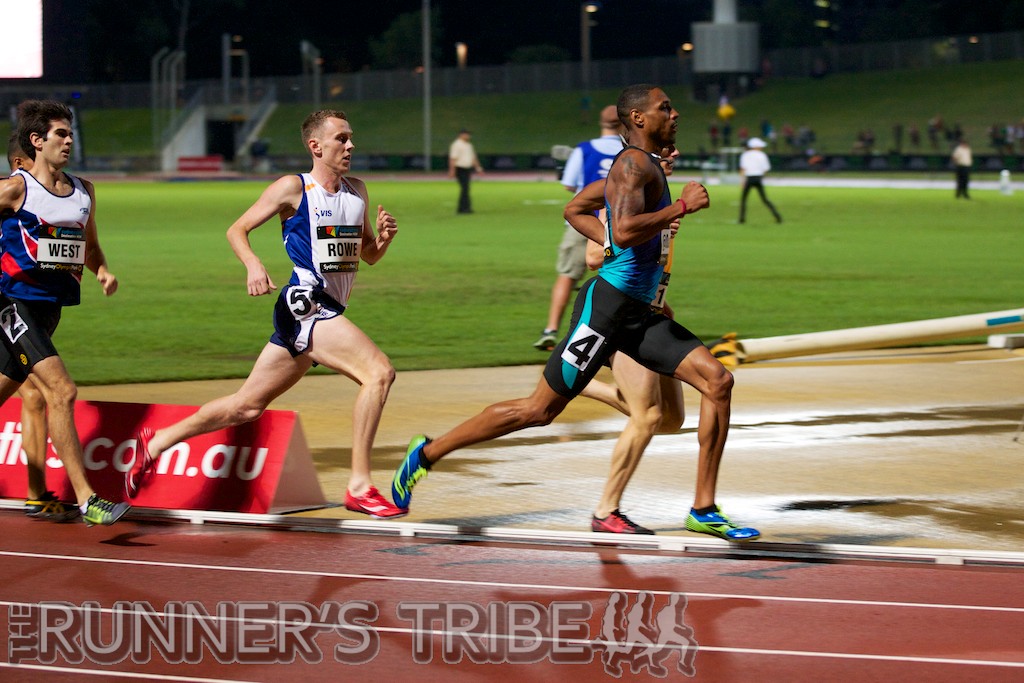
left=738, top=137, right=782, bottom=224
left=927, top=115, right=944, bottom=150
left=987, top=123, right=1004, bottom=154
left=449, top=128, right=483, bottom=214
left=708, top=122, right=720, bottom=149
left=950, top=122, right=963, bottom=144
left=796, top=125, right=816, bottom=153
left=782, top=123, right=796, bottom=152
left=951, top=137, right=972, bottom=200
left=854, top=129, right=875, bottom=154
left=908, top=124, right=921, bottom=150
left=1006, top=123, right=1019, bottom=153
left=892, top=123, right=904, bottom=153
left=760, top=119, right=776, bottom=150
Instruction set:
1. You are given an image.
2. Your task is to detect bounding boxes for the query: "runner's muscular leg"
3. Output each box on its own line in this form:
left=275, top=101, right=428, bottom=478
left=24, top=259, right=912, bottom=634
left=657, top=374, right=684, bottom=433
left=18, top=376, right=49, bottom=499
left=148, top=344, right=311, bottom=456
left=0, top=374, right=22, bottom=404
left=25, top=356, right=94, bottom=505
left=596, top=353, right=663, bottom=518
left=423, top=379, right=571, bottom=464
left=672, top=345, right=733, bottom=509
left=306, top=314, right=395, bottom=496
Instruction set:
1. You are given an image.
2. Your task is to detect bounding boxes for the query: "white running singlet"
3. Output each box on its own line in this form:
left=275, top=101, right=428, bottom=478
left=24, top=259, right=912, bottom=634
left=281, top=174, right=364, bottom=307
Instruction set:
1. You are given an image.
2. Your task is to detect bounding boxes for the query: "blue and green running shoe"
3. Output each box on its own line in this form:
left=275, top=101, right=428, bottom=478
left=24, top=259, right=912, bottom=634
left=392, top=435, right=431, bottom=510
left=82, top=494, right=130, bottom=527
left=685, top=506, right=760, bottom=541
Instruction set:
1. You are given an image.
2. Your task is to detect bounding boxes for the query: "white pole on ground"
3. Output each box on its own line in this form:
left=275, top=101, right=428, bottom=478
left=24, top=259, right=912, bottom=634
left=735, top=308, right=1024, bottom=362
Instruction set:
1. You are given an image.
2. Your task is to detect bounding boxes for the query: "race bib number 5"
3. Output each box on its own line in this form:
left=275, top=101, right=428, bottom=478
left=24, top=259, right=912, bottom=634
left=561, top=323, right=606, bottom=372
left=286, top=286, right=316, bottom=320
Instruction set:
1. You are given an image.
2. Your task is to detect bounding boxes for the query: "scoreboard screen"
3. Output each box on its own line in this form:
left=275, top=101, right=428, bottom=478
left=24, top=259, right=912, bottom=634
left=0, top=0, right=43, bottom=78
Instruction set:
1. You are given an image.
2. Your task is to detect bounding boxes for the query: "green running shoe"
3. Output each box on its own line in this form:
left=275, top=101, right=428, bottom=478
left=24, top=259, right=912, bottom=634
left=392, top=435, right=431, bottom=510
left=82, top=494, right=130, bottom=527
left=685, top=506, right=760, bottom=541
left=532, top=330, right=557, bottom=351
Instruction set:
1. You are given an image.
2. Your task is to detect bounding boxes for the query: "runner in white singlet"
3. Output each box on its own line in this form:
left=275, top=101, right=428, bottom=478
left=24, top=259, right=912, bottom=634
left=130, top=110, right=406, bottom=519
left=0, top=100, right=126, bottom=526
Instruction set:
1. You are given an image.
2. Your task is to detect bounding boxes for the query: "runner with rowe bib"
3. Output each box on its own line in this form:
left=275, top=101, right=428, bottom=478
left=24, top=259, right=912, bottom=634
left=273, top=174, right=366, bottom=354
left=128, top=109, right=407, bottom=520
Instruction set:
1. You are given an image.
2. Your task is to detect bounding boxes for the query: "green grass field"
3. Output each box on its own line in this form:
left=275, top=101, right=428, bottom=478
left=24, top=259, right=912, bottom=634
left=58, top=177, right=1023, bottom=385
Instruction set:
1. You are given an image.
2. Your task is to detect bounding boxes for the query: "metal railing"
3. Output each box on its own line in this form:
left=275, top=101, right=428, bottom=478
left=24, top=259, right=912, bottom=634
left=1, top=30, right=1019, bottom=113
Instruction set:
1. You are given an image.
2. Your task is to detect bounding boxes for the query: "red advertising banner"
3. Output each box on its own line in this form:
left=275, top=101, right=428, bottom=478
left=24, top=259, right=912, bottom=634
left=0, top=400, right=327, bottom=514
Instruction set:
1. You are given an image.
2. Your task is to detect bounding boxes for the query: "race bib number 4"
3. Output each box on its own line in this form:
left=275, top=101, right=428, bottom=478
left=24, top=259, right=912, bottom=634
left=561, top=323, right=606, bottom=372
left=315, top=225, right=361, bottom=273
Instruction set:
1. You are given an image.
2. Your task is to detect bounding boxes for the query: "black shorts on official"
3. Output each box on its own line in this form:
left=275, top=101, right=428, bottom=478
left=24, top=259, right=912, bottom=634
left=543, top=276, right=702, bottom=398
left=0, top=296, right=62, bottom=382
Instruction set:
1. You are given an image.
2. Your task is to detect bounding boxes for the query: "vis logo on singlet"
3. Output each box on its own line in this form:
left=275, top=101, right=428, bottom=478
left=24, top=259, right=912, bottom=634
left=316, top=225, right=361, bottom=273
left=37, top=225, right=86, bottom=272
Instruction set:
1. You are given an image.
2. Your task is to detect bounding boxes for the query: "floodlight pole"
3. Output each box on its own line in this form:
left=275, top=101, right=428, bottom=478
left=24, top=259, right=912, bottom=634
left=580, top=2, right=601, bottom=97
left=301, top=40, right=322, bottom=110
left=151, top=46, right=170, bottom=152
left=422, top=0, right=432, bottom=172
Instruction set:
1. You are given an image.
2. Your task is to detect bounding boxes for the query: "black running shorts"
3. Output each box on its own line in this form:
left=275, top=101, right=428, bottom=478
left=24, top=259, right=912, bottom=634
left=542, top=276, right=702, bottom=398
left=0, top=296, right=62, bottom=382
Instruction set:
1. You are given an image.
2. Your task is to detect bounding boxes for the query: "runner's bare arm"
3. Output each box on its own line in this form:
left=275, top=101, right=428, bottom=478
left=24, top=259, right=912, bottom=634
left=564, top=178, right=606, bottom=243
left=81, top=179, right=117, bottom=296
left=351, top=178, right=396, bottom=265
left=606, top=150, right=707, bottom=248
left=226, top=175, right=302, bottom=296
left=585, top=239, right=604, bottom=270
left=0, top=176, right=25, bottom=214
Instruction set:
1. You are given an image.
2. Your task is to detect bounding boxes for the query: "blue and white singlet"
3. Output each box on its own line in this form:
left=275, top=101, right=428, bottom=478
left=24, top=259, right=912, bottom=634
left=0, top=169, right=90, bottom=307
left=281, top=173, right=365, bottom=307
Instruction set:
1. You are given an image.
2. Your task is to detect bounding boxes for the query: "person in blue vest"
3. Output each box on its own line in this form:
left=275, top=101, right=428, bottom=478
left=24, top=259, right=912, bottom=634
left=533, top=106, right=623, bottom=351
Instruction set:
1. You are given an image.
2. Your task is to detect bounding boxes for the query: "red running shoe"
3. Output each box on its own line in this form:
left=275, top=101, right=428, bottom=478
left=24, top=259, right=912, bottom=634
left=125, top=428, right=156, bottom=499
left=345, top=486, right=408, bottom=519
left=591, top=509, right=654, bottom=535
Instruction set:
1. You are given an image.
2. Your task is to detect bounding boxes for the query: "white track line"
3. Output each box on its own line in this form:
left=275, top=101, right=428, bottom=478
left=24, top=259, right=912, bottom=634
left=1, top=550, right=1022, bottom=614
left=0, top=662, right=258, bottom=682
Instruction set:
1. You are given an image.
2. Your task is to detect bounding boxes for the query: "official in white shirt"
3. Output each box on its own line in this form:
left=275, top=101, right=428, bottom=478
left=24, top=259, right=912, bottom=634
left=738, top=137, right=782, bottom=224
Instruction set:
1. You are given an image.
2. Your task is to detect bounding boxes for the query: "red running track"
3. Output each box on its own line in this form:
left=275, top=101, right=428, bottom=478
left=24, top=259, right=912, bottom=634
left=1, top=513, right=1023, bottom=682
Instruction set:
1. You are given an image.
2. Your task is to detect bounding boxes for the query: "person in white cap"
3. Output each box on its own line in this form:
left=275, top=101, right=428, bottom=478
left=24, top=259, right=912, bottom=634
left=738, top=137, right=782, bottom=224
